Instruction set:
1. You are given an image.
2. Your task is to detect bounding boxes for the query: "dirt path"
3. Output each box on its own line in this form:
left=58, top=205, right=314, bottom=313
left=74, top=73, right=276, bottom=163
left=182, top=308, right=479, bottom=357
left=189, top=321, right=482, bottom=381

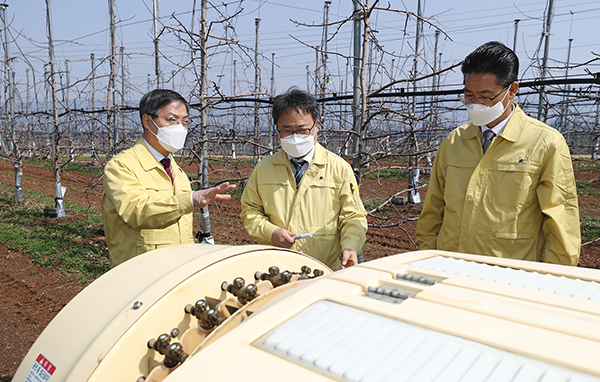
left=0, top=243, right=84, bottom=380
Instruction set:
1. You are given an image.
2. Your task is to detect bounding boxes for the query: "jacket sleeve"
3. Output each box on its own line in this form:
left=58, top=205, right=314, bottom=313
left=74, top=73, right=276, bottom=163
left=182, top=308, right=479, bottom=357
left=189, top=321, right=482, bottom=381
left=337, top=166, right=367, bottom=253
left=240, top=165, right=280, bottom=245
left=416, top=146, right=446, bottom=249
left=103, top=157, right=194, bottom=230
left=537, top=139, right=581, bottom=266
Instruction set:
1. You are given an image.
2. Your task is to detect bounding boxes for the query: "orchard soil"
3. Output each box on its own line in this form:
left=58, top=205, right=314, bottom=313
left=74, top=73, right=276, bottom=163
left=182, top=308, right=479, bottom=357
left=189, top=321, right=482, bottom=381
left=1, top=158, right=600, bottom=380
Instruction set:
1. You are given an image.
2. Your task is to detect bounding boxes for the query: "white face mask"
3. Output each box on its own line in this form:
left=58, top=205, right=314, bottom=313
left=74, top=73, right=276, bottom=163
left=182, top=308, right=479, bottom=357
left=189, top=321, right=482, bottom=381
left=150, top=119, right=188, bottom=152
left=280, top=133, right=315, bottom=158
left=463, top=88, right=510, bottom=126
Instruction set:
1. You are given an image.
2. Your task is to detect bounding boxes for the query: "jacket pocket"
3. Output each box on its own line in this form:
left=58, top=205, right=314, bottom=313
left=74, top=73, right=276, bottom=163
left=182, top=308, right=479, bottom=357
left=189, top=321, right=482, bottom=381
left=137, top=228, right=177, bottom=254
left=445, top=161, right=478, bottom=206
left=485, top=163, right=539, bottom=209
left=495, top=231, right=532, bottom=240
left=145, top=186, right=175, bottom=200
left=306, top=181, right=341, bottom=222
left=492, top=230, right=537, bottom=261
left=258, top=180, right=293, bottom=194
left=258, top=181, right=293, bottom=213
left=311, top=180, right=338, bottom=188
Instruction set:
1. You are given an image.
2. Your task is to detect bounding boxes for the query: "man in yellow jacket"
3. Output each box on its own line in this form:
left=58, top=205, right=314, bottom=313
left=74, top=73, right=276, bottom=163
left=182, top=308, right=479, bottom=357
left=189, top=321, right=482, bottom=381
left=102, top=89, right=235, bottom=267
left=417, top=41, right=580, bottom=266
left=241, top=88, right=367, bottom=270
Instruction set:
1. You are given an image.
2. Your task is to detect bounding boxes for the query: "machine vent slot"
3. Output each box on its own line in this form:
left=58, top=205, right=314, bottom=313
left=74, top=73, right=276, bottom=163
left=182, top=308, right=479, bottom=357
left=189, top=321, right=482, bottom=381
left=396, top=273, right=440, bottom=285
left=363, top=285, right=413, bottom=304
left=408, top=256, right=600, bottom=301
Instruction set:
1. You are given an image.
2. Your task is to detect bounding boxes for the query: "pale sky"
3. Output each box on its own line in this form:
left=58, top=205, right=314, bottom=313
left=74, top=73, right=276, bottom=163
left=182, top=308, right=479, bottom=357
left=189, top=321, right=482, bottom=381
left=3, top=0, right=600, bottom=106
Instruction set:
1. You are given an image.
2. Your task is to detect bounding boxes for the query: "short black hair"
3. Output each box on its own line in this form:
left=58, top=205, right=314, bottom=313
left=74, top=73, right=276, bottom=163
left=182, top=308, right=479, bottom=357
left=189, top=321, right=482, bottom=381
left=461, top=41, right=519, bottom=87
left=272, top=87, right=319, bottom=125
left=139, top=89, right=190, bottom=121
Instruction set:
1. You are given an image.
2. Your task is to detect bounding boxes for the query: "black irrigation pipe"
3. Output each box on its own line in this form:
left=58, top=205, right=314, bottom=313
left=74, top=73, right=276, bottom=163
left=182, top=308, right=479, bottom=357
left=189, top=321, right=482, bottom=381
left=7, top=77, right=600, bottom=118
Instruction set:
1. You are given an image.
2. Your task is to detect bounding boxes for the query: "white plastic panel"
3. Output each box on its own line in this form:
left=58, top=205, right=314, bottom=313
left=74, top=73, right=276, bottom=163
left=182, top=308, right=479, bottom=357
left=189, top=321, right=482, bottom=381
left=254, top=301, right=600, bottom=382
left=408, top=256, right=600, bottom=300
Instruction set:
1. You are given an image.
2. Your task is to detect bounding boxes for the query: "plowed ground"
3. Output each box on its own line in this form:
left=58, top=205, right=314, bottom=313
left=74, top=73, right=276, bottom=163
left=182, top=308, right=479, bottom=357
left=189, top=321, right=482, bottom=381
left=1, top=157, right=599, bottom=380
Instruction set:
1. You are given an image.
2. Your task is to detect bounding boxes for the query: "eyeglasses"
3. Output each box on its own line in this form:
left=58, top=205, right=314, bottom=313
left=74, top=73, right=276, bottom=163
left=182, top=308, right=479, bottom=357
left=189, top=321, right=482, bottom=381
left=277, top=122, right=316, bottom=137
left=154, top=115, right=191, bottom=128
left=459, top=85, right=509, bottom=105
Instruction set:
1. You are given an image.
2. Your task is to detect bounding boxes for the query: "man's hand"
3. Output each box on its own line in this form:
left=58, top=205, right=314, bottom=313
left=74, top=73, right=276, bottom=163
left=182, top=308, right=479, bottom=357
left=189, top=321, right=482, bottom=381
left=192, top=182, right=236, bottom=208
left=271, top=228, right=296, bottom=249
left=340, top=248, right=358, bottom=269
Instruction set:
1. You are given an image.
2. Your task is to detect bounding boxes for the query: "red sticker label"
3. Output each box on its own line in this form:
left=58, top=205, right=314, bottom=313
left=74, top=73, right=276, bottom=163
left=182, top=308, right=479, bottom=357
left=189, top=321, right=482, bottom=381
left=35, top=354, right=56, bottom=375
left=24, top=354, right=56, bottom=382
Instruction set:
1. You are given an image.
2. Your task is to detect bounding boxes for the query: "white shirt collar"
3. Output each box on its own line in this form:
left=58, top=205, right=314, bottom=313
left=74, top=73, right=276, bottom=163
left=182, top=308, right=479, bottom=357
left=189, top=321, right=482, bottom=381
left=143, top=137, right=170, bottom=162
left=481, top=101, right=516, bottom=136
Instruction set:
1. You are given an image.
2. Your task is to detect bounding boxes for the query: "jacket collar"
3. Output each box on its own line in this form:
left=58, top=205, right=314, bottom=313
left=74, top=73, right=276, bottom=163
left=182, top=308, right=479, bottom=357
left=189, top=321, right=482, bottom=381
left=462, top=102, right=525, bottom=143
left=132, top=138, right=181, bottom=173
left=312, top=142, right=327, bottom=165
left=498, top=103, right=526, bottom=143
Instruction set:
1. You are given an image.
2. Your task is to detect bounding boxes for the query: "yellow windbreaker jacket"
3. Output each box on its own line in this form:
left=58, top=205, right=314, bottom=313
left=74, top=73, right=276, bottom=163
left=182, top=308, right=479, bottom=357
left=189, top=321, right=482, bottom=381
left=102, top=138, right=194, bottom=267
left=241, top=143, right=367, bottom=270
left=417, top=104, right=581, bottom=266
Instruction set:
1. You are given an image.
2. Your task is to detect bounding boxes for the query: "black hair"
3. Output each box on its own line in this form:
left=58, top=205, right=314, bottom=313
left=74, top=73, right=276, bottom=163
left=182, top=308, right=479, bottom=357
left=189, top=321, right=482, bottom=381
left=271, top=87, right=319, bottom=125
left=139, top=89, right=190, bottom=121
left=461, top=41, right=519, bottom=87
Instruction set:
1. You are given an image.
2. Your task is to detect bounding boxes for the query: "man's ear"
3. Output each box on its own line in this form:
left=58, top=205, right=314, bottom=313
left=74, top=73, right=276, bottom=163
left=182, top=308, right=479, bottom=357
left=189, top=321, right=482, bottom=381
left=509, top=81, right=519, bottom=99
left=142, top=114, right=152, bottom=130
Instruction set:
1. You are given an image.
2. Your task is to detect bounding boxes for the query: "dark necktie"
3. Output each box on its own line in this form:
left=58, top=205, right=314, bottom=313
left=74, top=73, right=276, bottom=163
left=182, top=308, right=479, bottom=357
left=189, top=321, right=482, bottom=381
left=160, top=157, right=173, bottom=182
left=291, top=160, right=307, bottom=188
left=482, top=129, right=496, bottom=153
